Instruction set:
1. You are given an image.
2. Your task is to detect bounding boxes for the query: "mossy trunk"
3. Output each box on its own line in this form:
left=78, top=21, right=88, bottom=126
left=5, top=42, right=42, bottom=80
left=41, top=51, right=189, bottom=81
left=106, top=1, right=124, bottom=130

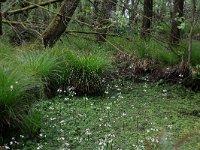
left=42, top=0, right=80, bottom=48
left=129, top=0, right=139, bottom=25
left=96, top=0, right=117, bottom=42
left=0, top=3, right=2, bottom=35
left=141, top=0, right=153, bottom=39
left=169, top=0, right=184, bottom=46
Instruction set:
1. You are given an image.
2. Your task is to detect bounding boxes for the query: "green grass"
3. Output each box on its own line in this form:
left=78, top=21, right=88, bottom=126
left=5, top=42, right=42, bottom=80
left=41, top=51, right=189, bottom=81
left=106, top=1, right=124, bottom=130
left=59, top=48, right=113, bottom=95
left=0, top=64, right=43, bottom=135
left=6, top=81, right=200, bottom=150
left=0, top=37, right=15, bottom=61
left=1, top=31, right=200, bottom=149
left=16, top=50, right=61, bottom=78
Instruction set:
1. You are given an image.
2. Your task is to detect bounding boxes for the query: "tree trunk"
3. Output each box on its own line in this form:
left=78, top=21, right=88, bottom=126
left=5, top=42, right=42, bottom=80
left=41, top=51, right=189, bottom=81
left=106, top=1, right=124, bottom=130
left=42, top=0, right=80, bottom=47
left=129, top=0, right=139, bottom=25
left=121, top=0, right=129, bottom=17
left=0, top=3, right=2, bottom=35
left=96, top=0, right=117, bottom=42
left=169, top=0, right=184, bottom=46
left=141, top=0, right=153, bottom=39
left=187, top=0, right=196, bottom=64
left=93, top=0, right=100, bottom=21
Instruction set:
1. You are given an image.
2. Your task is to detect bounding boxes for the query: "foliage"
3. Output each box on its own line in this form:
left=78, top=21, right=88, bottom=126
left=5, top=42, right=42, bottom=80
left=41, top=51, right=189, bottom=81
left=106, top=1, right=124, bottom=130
left=15, top=49, right=64, bottom=97
left=0, top=64, right=42, bottom=133
left=20, top=108, right=42, bottom=137
left=63, top=50, right=113, bottom=95
left=0, top=37, right=15, bottom=61
left=16, top=50, right=61, bottom=78
left=6, top=82, right=200, bottom=149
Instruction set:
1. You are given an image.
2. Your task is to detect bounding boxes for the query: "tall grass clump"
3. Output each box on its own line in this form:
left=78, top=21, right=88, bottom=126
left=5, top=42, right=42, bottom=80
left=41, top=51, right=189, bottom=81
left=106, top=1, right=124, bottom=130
left=189, top=40, right=200, bottom=65
left=136, top=39, right=178, bottom=65
left=16, top=50, right=63, bottom=97
left=0, top=37, right=15, bottom=60
left=63, top=50, right=113, bottom=95
left=0, top=65, right=43, bottom=136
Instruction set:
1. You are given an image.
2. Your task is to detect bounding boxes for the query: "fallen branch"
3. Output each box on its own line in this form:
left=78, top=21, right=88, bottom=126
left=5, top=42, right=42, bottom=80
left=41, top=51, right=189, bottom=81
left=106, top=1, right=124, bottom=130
left=65, top=30, right=132, bottom=40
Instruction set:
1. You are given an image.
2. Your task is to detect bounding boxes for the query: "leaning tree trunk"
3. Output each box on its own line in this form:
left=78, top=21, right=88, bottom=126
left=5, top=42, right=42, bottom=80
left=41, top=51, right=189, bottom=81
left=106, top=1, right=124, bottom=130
left=43, top=0, right=80, bottom=47
left=141, top=0, right=153, bottom=39
left=96, top=0, right=117, bottom=42
left=169, top=0, right=184, bottom=46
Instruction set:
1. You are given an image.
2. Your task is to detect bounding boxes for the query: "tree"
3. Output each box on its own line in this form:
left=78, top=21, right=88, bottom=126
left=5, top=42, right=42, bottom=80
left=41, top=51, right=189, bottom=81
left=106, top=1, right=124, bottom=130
left=129, top=0, right=139, bottom=25
left=141, top=0, right=153, bottom=39
left=187, top=0, right=196, bottom=64
left=96, top=0, right=117, bottom=42
left=42, top=0, right=80, bottom=47
left=93, top=0, right=100, bottom=22
left=169, top=0, right=184, bottom=45
left=0, top=3, right=2, bottom=35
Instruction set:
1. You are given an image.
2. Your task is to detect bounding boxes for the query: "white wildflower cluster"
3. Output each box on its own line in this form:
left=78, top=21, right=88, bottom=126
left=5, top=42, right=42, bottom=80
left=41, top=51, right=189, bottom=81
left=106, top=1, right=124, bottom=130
left=98, top=133, right=115, bottom=150
left=36, top=143, right=43, bottom=150
left=85, top=128, right=92, bottom=136
left=162, top=89, right=168, bottom=98
left=146, top=136, right=159, bottom=143
left=167, top=125, right=173, bottom=129
left=3, top=137, right=20, bottom=150
left=132, top=143, right=145, bottom=150
left=67, top=86, right=76, bottom=97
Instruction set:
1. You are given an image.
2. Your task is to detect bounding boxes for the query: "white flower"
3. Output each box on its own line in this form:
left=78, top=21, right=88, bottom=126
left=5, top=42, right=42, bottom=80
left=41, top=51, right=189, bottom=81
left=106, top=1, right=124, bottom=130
left=104, top=91, right=109, bottom=94
left=179, top=74, right=183, bottom=77
left=10, top=85, right=14, bottom=91
left=106, top=106, right=110, bottom=110
left=85, top=128, right=92, bottom=135
left=64, top=97, right=69, bottom=101
left=163, top=89, right=167, bottom=93
left=4, top=145, right=10, bottom=150
left=122, top=113, right=126, bottom=117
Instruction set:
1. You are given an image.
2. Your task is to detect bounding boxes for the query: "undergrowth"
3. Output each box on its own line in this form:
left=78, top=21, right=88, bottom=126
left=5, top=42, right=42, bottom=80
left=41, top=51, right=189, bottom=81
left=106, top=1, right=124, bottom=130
left=1, top=34, right=200, bottom=148
left=4, top=82, right=200, bottom=150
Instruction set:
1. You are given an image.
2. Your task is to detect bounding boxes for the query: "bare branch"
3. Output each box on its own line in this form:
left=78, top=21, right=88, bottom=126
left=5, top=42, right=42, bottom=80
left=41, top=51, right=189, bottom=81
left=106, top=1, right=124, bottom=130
left=4, top=0, right=63, bottom=15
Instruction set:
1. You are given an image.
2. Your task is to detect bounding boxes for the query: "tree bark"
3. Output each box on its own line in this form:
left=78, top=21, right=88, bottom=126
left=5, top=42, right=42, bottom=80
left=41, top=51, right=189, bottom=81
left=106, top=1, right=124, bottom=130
left=93, top=0, right=100, bottom=21
left=129, top=0, right=139, bottom=25
left=42, top=0, right=80, bottom=47
left=187, top=0, right=196, bottom=64
left=96, top=0, right=117, bottom=42
left=0, top=3, right=2, bottom=35
left=141, top=0, right=153, bottom=39
left=121, top=0, right=129, bottom=17
left=169, top=0, right=184, bottom=46
left=6, top=0, right=63, bottom=16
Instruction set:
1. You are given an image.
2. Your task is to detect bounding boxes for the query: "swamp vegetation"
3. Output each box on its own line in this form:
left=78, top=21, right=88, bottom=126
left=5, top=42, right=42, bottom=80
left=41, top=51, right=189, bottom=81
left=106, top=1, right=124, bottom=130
left=0, top=0, right=200, bottom=149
